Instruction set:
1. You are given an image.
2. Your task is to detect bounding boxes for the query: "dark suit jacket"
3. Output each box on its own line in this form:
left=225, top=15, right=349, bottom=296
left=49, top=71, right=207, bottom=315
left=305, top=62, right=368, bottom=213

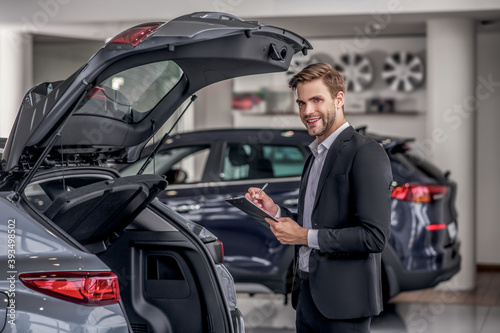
left=281, top=125, right=392, bottom=320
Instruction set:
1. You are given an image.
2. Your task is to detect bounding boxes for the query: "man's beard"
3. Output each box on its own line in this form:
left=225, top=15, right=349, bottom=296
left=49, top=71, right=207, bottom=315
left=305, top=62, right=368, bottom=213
left=306, top=106, right=337, bottom=138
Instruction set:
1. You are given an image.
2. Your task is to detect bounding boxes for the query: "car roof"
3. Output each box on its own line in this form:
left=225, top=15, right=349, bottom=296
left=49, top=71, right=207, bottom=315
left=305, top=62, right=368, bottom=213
left=164, top=128, right=314, bottom=145
left=162, top=127, right=411, bottom=146
left=152, top=127, right=414, bottom=151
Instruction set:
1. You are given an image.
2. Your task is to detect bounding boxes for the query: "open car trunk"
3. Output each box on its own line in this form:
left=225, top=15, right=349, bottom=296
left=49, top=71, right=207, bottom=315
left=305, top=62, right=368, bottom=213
left=3, top=12, right=313, bottom=332
left=26, top=173, right=233, bottom=333
left=1, top=12, right=311, bottom=175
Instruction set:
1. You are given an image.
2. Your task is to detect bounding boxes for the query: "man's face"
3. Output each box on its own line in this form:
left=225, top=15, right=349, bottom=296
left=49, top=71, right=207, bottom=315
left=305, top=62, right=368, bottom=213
left=296, top=79, right=344, bottom=143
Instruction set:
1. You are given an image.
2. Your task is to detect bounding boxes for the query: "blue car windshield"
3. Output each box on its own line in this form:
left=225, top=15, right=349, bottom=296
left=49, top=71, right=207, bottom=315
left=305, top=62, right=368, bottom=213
left=75, top=60, right=183, bottom=123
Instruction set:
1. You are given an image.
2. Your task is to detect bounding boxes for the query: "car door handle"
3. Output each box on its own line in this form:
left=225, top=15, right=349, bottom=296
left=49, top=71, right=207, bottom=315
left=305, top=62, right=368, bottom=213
left=283, top=198, right=298, bottom=206
left=174, top=204, right=201, bottom=213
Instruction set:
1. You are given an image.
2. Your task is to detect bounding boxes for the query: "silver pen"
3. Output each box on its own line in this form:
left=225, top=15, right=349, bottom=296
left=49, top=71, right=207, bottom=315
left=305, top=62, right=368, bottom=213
left=253, top=183, right=268, bottom=202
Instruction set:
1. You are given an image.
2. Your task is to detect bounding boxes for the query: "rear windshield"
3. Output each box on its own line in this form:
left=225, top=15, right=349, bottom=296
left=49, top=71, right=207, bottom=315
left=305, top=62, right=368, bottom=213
left=75, top=60, right=183, bottom=123
left=390, top=152, right=437, bottom=185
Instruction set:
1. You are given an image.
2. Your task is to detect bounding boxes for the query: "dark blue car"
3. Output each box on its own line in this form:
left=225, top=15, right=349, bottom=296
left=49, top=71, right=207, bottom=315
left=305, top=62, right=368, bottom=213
left=120, top=127, right=461, bottom=301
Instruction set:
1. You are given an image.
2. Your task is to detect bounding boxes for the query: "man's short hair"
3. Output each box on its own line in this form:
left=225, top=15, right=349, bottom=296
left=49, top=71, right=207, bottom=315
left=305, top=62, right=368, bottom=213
left=288, top=62, right=346, bottom=99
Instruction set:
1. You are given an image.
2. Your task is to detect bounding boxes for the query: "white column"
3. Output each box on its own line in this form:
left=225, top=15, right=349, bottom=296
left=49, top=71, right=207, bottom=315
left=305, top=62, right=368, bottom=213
left=0, top=30, right=33, bottom=138
left=427, top=18, right=476, bottom=290
left=476, top=33, right=500, bottom=265
left=194, top=80, right=233, bottom=130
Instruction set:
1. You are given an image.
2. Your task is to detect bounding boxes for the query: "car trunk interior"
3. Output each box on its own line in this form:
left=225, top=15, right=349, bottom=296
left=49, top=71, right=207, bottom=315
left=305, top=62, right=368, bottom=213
left=24, top=173, right=230, bottom=333
left=98, top=206, right=229, bottom=333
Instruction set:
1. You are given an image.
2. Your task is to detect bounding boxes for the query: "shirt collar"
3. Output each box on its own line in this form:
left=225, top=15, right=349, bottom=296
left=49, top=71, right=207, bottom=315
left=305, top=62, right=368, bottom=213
left=309, top=122, right=350, bottom=158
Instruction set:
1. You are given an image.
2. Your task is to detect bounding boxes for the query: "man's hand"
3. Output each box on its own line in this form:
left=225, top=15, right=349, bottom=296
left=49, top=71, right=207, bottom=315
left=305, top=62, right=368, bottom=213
left=245, top=187, right=278, bottom=216
left=265, top=217, right=308, bottom=245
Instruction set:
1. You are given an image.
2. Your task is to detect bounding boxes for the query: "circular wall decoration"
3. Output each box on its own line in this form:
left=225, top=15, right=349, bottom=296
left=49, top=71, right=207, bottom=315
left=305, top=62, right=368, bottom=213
left=286, top=53, right=334, bottom=81
left=334, top=53, right=373, bottom=92
left=382, top=52, right=424, bottom=92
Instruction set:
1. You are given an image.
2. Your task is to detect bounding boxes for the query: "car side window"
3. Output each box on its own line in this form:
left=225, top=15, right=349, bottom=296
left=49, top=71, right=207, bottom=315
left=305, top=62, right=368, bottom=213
left=121, top=145, right=210, bottom=184
left=167, top=147, right=210, bottom=184
left=221, top=143, right=306, bottom=181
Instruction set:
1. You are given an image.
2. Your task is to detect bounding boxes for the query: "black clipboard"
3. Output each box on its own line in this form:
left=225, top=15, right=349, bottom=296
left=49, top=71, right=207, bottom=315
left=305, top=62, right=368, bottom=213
left=225, top=196, right=278, bottom=227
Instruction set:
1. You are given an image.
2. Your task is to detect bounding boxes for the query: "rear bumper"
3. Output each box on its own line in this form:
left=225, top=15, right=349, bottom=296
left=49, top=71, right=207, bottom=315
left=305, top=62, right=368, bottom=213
left=383, top=241, right=461, bottom=297
left=400, top=254, right=461, bottom=292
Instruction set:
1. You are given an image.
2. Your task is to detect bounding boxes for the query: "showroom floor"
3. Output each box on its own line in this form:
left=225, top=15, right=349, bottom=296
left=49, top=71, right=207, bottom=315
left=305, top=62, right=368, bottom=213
left=237, top=268, right=500, bottom=333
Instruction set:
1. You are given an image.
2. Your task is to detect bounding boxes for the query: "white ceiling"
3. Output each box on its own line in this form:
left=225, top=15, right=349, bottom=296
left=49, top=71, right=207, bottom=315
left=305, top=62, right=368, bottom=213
left=0, top=0, right=499, bottom=42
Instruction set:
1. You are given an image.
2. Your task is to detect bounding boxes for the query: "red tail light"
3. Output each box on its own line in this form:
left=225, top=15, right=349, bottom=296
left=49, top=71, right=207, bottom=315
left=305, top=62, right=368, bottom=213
left=86, top=86, right=106, bottom=100
left=108, top=22, right=162, bottom=47
left=20, top=272, right=120, bottom=306
left=391, top=184, right=448, bottom=203
left=426, top=223, right=447, bottom=231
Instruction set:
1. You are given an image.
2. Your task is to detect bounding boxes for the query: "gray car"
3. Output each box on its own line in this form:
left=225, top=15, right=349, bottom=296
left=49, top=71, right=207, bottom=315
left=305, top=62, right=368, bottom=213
left=0, top=12, right=311, bottom=332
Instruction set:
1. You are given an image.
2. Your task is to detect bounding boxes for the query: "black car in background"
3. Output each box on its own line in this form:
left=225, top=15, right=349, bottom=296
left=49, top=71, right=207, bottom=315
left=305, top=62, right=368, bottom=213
left=120, top=127, right=461, bottom=301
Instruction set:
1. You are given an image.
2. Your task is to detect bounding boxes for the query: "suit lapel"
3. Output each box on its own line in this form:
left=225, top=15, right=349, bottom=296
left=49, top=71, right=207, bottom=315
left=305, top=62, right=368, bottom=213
left=297, top=154, right=314, bottom=226
left=300, top=154, right=314, bottom=195
left=314, top=126, right=355, bottom=208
